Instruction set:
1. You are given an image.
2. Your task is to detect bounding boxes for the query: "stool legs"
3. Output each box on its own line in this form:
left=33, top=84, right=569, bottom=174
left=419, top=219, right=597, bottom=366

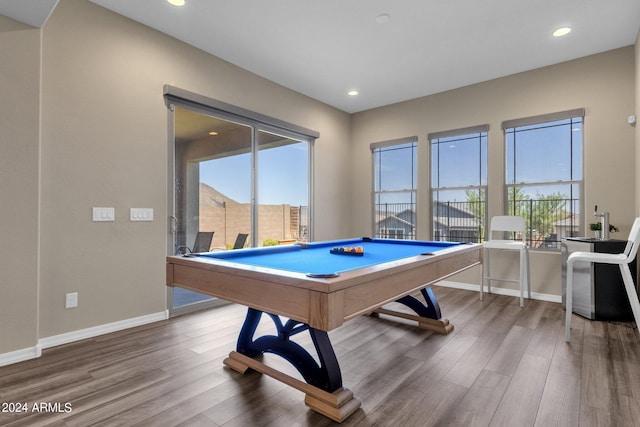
left=519, top=247, right=531, bottom=308
left=519, top=249, right=525, bottom=307
left=565, top=260, right=575, bottom=342
left=481, top=247, right=489, bottom=300
left=482, top=247, right=529, bottom=307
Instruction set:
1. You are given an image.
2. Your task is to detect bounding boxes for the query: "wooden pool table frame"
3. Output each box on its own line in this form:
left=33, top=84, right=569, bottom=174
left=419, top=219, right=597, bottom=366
left=166, top=241, right=481, bottom=422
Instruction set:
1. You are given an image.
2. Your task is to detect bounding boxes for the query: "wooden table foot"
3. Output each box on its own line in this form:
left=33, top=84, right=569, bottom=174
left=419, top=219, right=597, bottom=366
left=373, top=307, right=454, bottom=335
left=223, top=352, right=252, bottom=374
left=305, top=389, right=361, bottom=423
left=223, top=351, right=361, bottom=422
left=418, top=316, right=454, bottom=334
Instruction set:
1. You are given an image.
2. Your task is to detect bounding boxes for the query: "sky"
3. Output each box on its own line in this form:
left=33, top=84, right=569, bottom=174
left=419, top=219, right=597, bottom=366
left=433, top=119, right=582, bottom=204
left=199, top=119, right=582, bottom=210
left=200, top=141, right=309, bottom=206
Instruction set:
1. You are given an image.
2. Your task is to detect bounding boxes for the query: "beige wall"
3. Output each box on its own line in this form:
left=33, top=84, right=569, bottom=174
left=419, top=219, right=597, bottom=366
left=351, top=47, right=637, bottom=296
left=636, top=30, right=640, bottom=215
left=0, top=15, right=41, bottom=355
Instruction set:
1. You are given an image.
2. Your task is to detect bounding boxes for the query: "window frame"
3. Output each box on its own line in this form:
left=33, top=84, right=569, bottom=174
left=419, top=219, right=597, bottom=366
left=371, top=137, right=418, bottom=240
left=429, top=125, right=488, bottom=244
left=502, top=109, right=584, bottom=249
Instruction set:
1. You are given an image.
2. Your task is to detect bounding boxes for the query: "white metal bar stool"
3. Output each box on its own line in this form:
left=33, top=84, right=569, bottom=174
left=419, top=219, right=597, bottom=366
left=482, top=216, right=531, bottom=307
left=565, top=217, right=640, bottom=342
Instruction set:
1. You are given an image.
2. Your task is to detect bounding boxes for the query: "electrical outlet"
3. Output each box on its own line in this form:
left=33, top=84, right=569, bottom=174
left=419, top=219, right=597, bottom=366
left=65, top=292, right=78, bottom=309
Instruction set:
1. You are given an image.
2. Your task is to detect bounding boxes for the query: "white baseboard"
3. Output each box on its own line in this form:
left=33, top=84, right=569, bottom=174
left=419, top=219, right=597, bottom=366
left=0, top=310, right=168, bottom=367
left=436, top=280, right=562, bottom=303
left=0, top=346, right=42, bottom=368
left=38, top=310, right=169, bottom=349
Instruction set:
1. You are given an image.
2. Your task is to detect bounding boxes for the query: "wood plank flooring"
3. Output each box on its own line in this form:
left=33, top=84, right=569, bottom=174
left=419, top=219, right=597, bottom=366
left=1, top=286, right=639, bottom=426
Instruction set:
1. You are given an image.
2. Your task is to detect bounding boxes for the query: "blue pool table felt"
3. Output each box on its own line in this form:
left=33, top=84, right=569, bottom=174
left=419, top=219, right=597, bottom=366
left=199, top=238, right=461, bottom=276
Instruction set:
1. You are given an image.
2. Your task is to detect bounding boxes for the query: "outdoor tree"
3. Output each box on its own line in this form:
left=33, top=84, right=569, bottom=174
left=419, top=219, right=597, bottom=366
left=507, top=188, right=569, bottom=245
left=464, top=188, right=486, bottom=242
left=466, top=187, right=569, bottom=246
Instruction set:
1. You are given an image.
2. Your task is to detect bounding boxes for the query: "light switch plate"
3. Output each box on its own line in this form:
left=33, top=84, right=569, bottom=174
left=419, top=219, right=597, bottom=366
left=92, top=207, right=115, bottom=222
left=130, top=208, right=154, bottom=221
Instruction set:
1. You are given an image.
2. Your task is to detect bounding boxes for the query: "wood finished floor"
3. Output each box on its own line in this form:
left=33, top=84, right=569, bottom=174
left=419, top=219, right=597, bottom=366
left=1, top=286, right=639, bottom=427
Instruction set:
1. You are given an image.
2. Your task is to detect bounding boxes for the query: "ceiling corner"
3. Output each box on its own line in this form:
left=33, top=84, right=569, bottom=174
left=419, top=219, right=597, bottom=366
left=0, top=0, right=59, bottom=28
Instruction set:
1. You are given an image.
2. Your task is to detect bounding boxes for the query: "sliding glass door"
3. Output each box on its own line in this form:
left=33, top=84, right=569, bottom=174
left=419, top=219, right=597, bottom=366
left=170, top=107, right=254, bottom=314
left=166, top=91, right=315, bottom=316
left=257, top=130, right=309, bottom=246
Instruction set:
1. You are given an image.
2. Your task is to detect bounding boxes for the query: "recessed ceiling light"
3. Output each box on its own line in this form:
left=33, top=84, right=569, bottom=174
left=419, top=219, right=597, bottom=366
left=348, top=90, right=359, bottom=96
left=208, top=131, right=218, bottom=136
left=375, top=14, right=390, bottom=24
left=167, top=0, right=185, bottom=6
left=553, top=27, right=571, bottom=37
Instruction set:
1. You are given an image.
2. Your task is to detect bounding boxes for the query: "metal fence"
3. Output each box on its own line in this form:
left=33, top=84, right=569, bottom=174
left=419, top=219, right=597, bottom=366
left=374, top=202, right=416, bottom=240
left=375, top=197, right=577, bottom=249
left=508, top=197, right=579, bottom=248
left=433, top=200, right=485, bottom=243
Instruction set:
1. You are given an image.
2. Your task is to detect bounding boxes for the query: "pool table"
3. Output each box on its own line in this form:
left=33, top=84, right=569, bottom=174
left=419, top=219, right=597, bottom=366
left=166, top=238, right=480, bottom=422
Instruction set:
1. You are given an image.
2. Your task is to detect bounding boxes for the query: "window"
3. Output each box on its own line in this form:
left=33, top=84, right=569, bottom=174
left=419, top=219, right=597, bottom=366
left=504, top=109, right=584, bottom=249
left=372, top=138, right=417, bottom=240
left=430, top=126, right=488, bottom=243
left=387, top=228, right=405, bottom=239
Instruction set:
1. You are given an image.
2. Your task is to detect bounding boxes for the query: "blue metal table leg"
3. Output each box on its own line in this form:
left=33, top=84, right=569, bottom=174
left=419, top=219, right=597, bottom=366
left=235, top=307, right=343, bottom=392
left=396, top=287, right=442, bottom=320
left=372, top=286, right=453, bottom=334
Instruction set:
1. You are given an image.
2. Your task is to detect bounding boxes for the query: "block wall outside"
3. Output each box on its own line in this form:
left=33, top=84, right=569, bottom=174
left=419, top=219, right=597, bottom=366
left=200, top=202, right=303, bottom=247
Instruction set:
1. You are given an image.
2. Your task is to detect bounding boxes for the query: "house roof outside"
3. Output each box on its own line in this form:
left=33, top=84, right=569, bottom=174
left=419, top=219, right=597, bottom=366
left=376, top=205, right=481, bottom=231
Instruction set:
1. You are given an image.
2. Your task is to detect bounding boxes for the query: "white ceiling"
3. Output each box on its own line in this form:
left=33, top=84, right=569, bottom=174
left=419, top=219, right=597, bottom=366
left=0, top=0, right=58, bottom=27
left=2, top=0, right=639, bottom=113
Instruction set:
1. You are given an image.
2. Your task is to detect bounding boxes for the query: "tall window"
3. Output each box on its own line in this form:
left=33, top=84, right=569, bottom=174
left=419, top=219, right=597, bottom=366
left=430, top=126, right=488, bottom=243
left=504, top=109, right=584, bottom=249
left=372, top=138, right=417, bottom=240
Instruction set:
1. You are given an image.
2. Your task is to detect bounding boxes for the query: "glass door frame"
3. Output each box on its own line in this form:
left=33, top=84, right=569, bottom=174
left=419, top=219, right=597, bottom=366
left=164, top=86, right=318, bottom=316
